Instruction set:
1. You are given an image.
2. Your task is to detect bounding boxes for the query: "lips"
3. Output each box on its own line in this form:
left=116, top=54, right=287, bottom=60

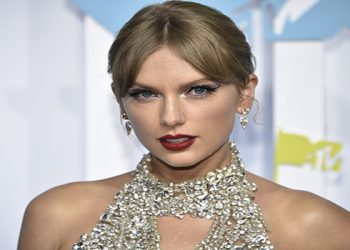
left=159, top=134, right=196, bottom=151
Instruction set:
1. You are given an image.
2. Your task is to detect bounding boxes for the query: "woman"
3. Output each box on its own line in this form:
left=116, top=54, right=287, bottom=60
left=18, top=1, right=350, bottom=249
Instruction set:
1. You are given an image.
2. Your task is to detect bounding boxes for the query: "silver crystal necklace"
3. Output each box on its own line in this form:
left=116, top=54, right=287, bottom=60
left=73, top=142, right=274, bottom=250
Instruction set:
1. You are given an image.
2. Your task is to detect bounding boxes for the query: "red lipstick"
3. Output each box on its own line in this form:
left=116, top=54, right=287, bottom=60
left=159, top=134, right=196, bottom=151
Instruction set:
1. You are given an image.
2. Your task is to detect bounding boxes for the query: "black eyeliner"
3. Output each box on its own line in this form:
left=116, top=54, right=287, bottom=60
left=127, top=87, right=154, bottom=97
left=127, top=88, right=143, bottom=96
left=188, top=82, right=222, bottom=93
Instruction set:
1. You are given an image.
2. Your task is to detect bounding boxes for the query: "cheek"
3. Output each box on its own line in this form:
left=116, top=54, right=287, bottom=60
left=128, top=108, right=152, bottom=130
left=190, top=98, right=237, bottom=131
left=122, top=98, right=154, bottom=129
left=125, top=103, right=159, bottom=143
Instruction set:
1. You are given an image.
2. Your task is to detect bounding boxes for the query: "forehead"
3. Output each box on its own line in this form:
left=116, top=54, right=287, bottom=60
left=135, top=47, right=206, bottom=86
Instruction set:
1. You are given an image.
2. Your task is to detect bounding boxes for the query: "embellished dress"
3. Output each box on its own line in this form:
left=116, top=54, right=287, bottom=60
left=73, top=143, right=274, bottom=249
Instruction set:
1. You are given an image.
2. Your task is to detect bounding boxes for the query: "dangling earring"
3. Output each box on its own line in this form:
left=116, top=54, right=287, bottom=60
left=239, top=108, right=250, bottom=129
left=121, top=113, right=132, bottom=135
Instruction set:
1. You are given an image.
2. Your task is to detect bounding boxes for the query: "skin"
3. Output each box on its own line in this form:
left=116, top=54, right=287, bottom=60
left=121, top=47, right=255, bottom=182
left=18, top=47, right=350, bottom=250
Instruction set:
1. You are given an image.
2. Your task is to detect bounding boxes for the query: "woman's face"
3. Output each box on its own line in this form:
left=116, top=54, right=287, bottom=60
left=122, top=47, right=248, bottom=168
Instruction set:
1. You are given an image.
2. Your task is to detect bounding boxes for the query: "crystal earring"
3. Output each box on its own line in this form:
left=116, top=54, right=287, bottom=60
left=239, top=108, right=250, bottom=129
left=121, top=113, right=132, bottom=135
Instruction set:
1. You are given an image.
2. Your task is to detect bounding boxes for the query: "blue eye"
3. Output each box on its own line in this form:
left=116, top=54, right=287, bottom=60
left=139, top=91, right=154, bottom=98
left=187, top=83, right=221, bottom=97
left=191, top=86, right=207, bottom=95
left=127, top=89, right=157, bottom=100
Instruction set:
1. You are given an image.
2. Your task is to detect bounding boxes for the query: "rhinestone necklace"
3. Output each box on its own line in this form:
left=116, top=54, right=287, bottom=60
left=73, top=142, right=274, bottom=250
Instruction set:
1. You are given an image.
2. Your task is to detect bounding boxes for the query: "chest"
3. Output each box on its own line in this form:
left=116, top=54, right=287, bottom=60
left=73, top=151, right=274, bottom=249
left=73, top=189, right=273, bottom=249
left=157, top=216, right=213, bottom=250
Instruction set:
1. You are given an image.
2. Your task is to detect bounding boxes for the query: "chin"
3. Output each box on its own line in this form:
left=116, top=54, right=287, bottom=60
left=157, top=151, right=204, bottom=168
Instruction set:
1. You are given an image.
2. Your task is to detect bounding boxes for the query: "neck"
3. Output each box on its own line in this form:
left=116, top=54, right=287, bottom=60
left=149, top=141, right=232, bottom=183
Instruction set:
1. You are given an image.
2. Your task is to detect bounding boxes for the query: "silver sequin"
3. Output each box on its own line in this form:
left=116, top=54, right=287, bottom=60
left=73, top=142, right=274, bottom=250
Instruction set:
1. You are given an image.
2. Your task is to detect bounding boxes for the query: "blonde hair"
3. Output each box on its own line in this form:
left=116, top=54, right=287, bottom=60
left=108, top=0, right=255, bottom=100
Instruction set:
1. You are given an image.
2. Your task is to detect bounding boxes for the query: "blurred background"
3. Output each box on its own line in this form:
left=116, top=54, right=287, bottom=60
left=1, top=0, right=350, bottom=248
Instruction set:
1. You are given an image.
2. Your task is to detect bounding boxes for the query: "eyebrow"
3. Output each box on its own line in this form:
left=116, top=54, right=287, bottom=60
left=131, top=78, right=211, bottom=92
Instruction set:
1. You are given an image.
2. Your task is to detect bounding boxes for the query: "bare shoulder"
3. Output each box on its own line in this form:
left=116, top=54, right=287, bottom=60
left=18, top=172, right=134, bottom=250
left=277, top=188, right=350, bottom=249
left=247, top=172, right=350, bottom=250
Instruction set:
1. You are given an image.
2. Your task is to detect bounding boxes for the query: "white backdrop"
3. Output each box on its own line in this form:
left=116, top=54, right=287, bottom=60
left=274, top=33, right=350, bottom=209
left=0, top=0, right=85, bottom=248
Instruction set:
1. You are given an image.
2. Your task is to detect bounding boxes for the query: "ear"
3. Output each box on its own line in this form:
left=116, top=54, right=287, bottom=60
left=236, top=74, right=258, bottom=113
left=111, top=81, right=126, bottom=117
left=118, top=97, right=127, bottom=118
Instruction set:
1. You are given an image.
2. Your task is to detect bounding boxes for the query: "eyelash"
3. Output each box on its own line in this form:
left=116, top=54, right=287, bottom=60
left=127, top=89, right=158, bottom=100
left=187, top=84, right=220, bottom=97
left=127, top=83, right=221, bottom=100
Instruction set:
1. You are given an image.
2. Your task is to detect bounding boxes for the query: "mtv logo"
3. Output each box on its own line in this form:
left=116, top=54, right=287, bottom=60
left=274, top=131, right=342, bottom=179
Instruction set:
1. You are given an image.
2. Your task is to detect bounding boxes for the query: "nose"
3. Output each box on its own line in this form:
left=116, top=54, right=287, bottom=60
left=159, top=96, right=185, bottom=127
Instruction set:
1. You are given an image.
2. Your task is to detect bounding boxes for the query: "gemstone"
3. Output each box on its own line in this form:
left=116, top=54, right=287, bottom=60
left=72, top=143, right=273, bottom=250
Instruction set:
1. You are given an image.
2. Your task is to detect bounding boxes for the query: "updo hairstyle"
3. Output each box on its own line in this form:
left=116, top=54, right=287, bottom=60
left=108, top=0, right=255, bottom=101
